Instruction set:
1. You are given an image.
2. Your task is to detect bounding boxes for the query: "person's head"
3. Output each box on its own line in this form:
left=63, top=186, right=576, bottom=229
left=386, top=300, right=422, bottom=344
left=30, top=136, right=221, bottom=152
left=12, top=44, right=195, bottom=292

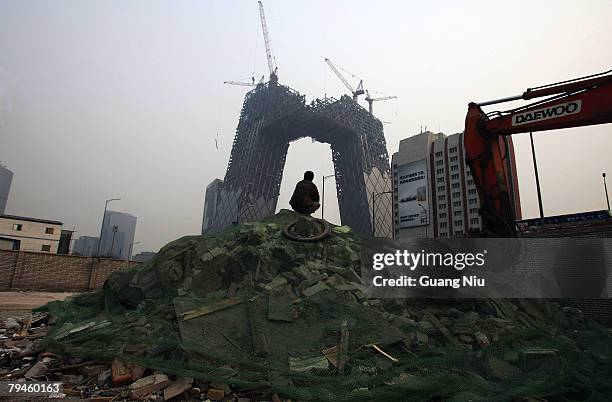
left=304, top=171, right=314, bottom=181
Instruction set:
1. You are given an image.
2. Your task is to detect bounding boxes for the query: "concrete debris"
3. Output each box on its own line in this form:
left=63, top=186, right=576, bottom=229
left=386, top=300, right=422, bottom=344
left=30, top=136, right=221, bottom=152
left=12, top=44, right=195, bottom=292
left=288, top=355, right=329, bottom=373
left=3, top=211, right=612, bottom=400
left=520, top=349, right=560, bottom=372
left=474, top=332, right=490, bottom=348
left=264, top=276, right=288, bottom=291
left=163, top=377, right=193, bottom=400
left=129, top=373, right=171, bottom=399
left=3, top=318, right=21, bottom=332
left=301, top=281, right=329, bottom=297
left=25, top=361, right=48, bottom=378
left=424, top=312, right=463, bottom=348
left=331, top=225, right=351, bottom=234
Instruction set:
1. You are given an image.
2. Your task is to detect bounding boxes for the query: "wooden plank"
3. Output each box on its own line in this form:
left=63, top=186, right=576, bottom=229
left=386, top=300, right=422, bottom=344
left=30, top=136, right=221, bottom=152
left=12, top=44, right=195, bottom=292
left=181, top=297, right=244, bottom=321
left=370, top=344, right=399, bottom=363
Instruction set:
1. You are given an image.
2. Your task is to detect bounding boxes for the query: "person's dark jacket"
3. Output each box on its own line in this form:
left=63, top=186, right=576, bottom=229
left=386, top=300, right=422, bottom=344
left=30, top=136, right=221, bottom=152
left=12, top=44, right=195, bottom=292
left=289, top=180, right=320, bottom=212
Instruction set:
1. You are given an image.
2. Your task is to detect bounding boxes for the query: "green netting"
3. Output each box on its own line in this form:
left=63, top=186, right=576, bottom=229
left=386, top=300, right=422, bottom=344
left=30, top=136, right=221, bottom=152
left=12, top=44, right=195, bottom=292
left=36, top=210, right=612, bottom=401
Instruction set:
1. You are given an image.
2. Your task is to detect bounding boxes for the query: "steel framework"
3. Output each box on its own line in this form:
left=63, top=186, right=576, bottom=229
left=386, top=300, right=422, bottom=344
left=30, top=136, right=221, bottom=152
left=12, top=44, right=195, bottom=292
left=206, top=80, right=393, bottom=237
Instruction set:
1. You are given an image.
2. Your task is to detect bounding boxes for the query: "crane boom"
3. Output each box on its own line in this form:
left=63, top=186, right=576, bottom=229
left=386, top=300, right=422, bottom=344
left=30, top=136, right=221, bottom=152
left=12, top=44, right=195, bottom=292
left=365, top=90, right=398, bottom=114
left=258, top=1, right=277, bottom=81
left=372, top=95, right=398, bottom=102
left=325, top=58, right=364, bottom=102
left=223, top=81, right=256, bottom=87
left=325, top=58, right=354, bottom=92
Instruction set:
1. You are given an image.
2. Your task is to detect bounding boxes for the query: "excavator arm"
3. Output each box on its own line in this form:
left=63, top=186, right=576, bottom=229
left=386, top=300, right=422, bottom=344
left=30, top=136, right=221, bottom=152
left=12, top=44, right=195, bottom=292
left=464, top=70, right=612, bottom=236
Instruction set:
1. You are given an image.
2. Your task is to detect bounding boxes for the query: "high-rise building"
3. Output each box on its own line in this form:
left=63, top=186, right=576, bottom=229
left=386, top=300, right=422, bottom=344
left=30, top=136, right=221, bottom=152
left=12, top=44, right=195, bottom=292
left=392, top=131, right=521, bottom=240
left=72, top=235, right=99, bottom=256
left=0, top=165, right=13, bottom=214
left=99, top=210, right=137, bottom=259
left=202, top=179, right=224, bottom=234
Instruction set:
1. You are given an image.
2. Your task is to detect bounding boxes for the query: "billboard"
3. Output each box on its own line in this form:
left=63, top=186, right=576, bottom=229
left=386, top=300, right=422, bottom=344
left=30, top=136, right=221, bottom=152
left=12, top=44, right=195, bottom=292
left=396, top=159, right=428, bottom=228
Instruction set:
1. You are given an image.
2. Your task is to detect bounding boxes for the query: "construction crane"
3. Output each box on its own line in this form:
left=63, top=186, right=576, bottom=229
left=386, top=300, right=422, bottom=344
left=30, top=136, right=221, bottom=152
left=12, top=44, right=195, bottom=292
left=324, top=58, right=364, bottom=102
left=365, top=90, right=398, bottom=114
left=223, top=76, right=265, bottom=87
left=258, top=1, right=278, bottom=84
left=224, top=81, right=255, bottom=87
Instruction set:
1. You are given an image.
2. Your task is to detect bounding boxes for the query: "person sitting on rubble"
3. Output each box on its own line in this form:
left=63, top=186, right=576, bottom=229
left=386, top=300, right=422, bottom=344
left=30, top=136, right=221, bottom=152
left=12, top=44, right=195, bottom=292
left=289, top=171, right=320, bottom=215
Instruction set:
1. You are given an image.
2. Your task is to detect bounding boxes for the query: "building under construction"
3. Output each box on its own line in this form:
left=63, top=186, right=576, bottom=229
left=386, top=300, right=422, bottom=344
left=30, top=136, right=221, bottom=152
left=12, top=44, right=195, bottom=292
left=202, top=79, right=393, bottom=237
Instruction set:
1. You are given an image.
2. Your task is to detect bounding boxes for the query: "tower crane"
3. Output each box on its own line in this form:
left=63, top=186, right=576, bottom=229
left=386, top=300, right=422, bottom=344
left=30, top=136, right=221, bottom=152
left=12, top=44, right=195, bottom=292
left=365, top=90, right=398, bottom=114
left=258, top=1, right=278, bottom=84
left=324, top=58, right=364, bottom=102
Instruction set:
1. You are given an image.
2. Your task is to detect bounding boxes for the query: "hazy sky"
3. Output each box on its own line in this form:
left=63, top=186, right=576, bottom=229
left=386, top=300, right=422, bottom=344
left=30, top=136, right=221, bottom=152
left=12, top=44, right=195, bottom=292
left=1, top=0, right=610, bottom=254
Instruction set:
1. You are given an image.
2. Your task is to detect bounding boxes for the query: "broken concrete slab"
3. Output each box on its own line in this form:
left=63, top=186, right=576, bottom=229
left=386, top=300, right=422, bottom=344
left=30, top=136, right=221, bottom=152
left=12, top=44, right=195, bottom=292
left=331, top=226, right=351, bottom=234
left=267, top=287, right=296, bottom=322
left=520, top=349, right=560, bottom=372
left=288, top=355, right=329, bottom=373
left=4, top=318, right=21, bottom=332
left=129, top=373, right=171, bottom=399
left=301, top=281, right=330, bottom=297
left=25, top=361, right=47, bottom=378
left=264, top=276, right=288, bottom=291
left=164, top=377, right=193, bottom=400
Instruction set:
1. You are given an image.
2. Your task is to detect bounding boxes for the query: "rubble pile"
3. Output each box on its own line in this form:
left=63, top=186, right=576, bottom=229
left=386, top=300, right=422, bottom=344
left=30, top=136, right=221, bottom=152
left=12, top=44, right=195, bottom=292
left=2, top=210, right=612, bottom=400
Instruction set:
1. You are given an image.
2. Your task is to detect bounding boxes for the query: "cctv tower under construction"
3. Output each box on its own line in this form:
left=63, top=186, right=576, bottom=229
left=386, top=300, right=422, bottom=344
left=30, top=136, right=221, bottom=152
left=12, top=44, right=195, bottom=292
left=202, top=79, right=393, bottom=237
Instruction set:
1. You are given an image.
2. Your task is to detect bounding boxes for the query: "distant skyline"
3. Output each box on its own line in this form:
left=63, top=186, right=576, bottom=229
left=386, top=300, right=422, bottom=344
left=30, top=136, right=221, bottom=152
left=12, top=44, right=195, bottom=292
left=1, top=1, right=610, bottom=254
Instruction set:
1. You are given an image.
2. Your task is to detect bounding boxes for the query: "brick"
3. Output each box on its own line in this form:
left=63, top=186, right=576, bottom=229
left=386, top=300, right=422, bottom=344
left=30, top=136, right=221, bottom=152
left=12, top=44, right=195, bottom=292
left=207, top=388, right=225, bottom=400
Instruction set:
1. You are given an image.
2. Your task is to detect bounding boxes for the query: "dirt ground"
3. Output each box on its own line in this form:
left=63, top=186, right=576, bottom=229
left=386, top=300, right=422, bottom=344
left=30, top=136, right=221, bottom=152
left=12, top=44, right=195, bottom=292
left=0, top=291, right=75, bottom=318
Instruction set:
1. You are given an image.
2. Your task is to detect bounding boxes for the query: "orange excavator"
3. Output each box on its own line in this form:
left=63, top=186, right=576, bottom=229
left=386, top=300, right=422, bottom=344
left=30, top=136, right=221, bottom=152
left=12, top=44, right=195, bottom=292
left=464, top=69, right=612, bottom=236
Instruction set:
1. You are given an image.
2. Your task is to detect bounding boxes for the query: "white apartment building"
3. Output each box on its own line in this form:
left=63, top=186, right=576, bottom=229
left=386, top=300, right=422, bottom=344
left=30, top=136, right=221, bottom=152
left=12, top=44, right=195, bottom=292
left=392, top=131, right=521, bottom=240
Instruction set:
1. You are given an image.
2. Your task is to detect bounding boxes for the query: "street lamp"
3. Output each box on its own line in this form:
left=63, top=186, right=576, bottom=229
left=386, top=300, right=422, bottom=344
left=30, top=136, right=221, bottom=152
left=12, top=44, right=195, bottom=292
left=96, top=198, right=120, bottom=257
left=417, top=203, right=428, bottom=238
left=127, top=241, right=140, bottom=262
left=604, top=173, right=610, bottom=212
left=321, top=174, right=339, bottom=220
left=371, top=190, right=393, bottom=237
